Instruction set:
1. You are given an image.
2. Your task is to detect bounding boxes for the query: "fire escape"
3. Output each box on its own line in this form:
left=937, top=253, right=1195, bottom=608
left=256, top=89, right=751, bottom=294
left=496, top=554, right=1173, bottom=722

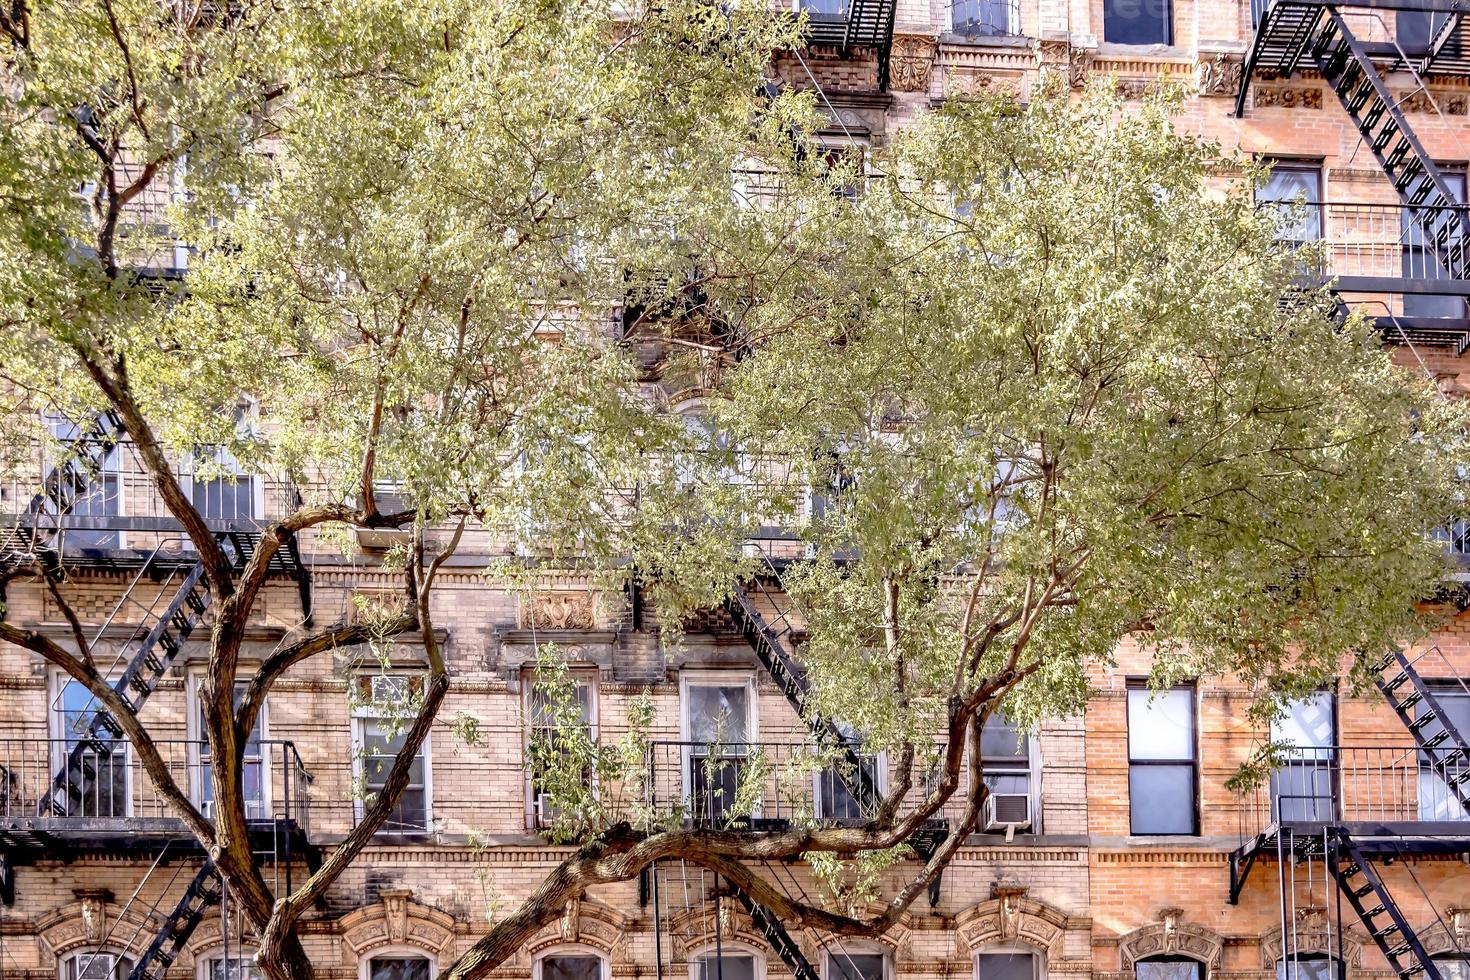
left=0, top=415, right=317, bottom=980
left=1228, top=648, right=1470, bottom=978
left=1237, top=0, right=1470, bottom=352
left=801, top=0, right=900, bottom=90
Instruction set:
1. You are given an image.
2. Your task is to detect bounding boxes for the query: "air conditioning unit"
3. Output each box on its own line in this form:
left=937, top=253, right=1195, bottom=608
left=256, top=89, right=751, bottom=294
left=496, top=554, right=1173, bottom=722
left=984, top=792, right=1032, bottom=841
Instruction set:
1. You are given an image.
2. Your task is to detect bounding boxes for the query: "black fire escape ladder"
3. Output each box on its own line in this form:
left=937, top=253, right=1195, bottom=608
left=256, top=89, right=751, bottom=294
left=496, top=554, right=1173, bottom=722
left=1374, top=648, right=1470, bottom=813
left=127, top=862, right=224, bottom=980
left=1310, top=9, right=1468, bottom=280
left=726, top=881, right=823, bottom=980
left=44, top=560, right=214, bottom=816
left=726, top=582, right=883, bottom=817
left=3, top=411, right=127, bottom=569
left=1328, top=831, right=1446, bottom=980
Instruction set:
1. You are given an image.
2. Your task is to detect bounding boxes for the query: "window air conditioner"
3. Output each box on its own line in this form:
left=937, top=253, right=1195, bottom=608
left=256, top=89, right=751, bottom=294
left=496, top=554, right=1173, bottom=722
left=984, top=792, right=1032, bottom=841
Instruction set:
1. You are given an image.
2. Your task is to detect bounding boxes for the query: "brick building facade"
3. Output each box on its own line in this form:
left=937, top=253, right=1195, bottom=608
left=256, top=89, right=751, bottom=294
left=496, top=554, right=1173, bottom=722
left=2, top=0, right=1468, bottom=978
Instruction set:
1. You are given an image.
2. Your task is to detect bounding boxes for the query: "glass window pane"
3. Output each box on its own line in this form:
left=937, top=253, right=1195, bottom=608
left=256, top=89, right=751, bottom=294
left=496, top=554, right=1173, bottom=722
left=66, top=953, right=134, bottom=980
left=542, top=956, right=603, bottom=980
left=696, top=954, right=756, bottom=980
left=1129, top=765, right=1194, bottom=834
left=1277, top=957, right=1339, bottom=980
left=1271, top=764, right=1336, bottom=822
left=1257, top=168, right=1322, bottom=242
left=828, top=953, right=885, bottom=980
left=951, top=0, right=1014, bottom=36
left=1433, top=959, right=1470, bottom=980
left=368, top=957, right=432, bottom=980
left=1137, top=961, right=1201, bottom=980
left=1103, top=0, right=1171, bottom=44
left=981, top=714, right=1028, bottom=760
left=1127, top=689, right=1194, bottom=760
left=688, top=685, right=750, bottom=744
left=975, top=951, right=1036, bottom=980
left=1270, top=693, right=1335, bottom=752
left=208, top=958, right=264, bottom=980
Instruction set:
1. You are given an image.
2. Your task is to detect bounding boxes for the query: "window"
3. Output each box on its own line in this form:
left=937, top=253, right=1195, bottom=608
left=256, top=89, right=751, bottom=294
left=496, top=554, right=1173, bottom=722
left=683, top=674, right=756, bottom=827
left=363, top=955, right=434, bottom=980
left=817, top=143, right=867, bottom=201
left=1103, top=0, right=1171, bottom=45
left=189, top=399, right=261, bottom=522
left=1433, top=957, right=1470, bottom=980
left=950, top=0, right=1016, bottom=37
left=1402, top=171, right=1466, bottom=319
left=692, top=953, right=759, bottom=980
left=352, top=674, right=431, bottom=834
left=61, top=952, right=134, bottom=980
left=826, top=951, right=887, bottom=980
left=1256, top=164, right=1323, bottom=245
left=1397, top=8, right=1463, bottom=62
left=974, top=949, right=1043, bottom=980
left=193, top=680, right=267, bottom=820
left=816, top=724, right=881, bottom=824
left=200, top=954, right=263, bottom=980
left=1418, top=681, right=1470, bottom=821
left=1269, top=692, right=1336, bottom=822
left=1276, top=955, right=1342, bottom=980
left=49, top=677, right=129, bottom=817
left=1126, top=682, right=1197, bottom=835
left=797, top=0, right=849, bottom=17
left=47, top=414, right=123, bottom=550
left=1136, top=957, right=1203, bottom=980
left=536, top=951, right=608, bottom=980
left=980, top=711, right=1035, bottom=833
left=525, top=672, right=598, bottom=830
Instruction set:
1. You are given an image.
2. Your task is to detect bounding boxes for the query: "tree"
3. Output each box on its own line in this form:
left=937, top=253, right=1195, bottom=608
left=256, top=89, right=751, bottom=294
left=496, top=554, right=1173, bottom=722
left=0, top=0, right=1461, bottom=973
left=466, top=86, right=1469, bottom=977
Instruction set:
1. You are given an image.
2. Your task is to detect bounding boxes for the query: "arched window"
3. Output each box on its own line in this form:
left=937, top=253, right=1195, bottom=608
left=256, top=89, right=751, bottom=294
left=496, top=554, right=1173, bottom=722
left=59, top=950, right=134, bottom=980
left=1276, top=955, right=1342, bottom=980
left=1136, top=956, right=1204, bottom=980
left=361, top=950, right=436, bottom=980
left=534, top=946, right=610, bottom=980
left=198, top=951, right=263, bottom=980
left=825, top=945, right=890, bottom=980
left=689, top=944, right=763, bottom=980
left=975, top=946, right=1044, bottom=980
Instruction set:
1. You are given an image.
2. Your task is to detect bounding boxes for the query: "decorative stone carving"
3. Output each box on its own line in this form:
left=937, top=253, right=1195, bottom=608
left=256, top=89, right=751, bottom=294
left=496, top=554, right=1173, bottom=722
left=518, top=591, right=597, bottom=631
left=340, top=890, right=457, bottom=965
left=74, top=889, right=113, bottom=944
left=946, top=70, right=1023, bottom=98
left=522, top=897, right=627, bottom=958
left=1252, top=85, right=1323, bottom=109
left=1115, top=77, right=1155, bottom=100
left=1118, top=909, right=1223, bottom=969
left=38, top=896, right=154, bottom=959
left=1068, top=47, right=1095, bottom=89
left=890, top=36, right=937, bottom=92
left=955, top=894, right=1067, bottom=958
left=1400, top=90, right=1470, bottom=115
left=1197, top=53, right=1243, bottom=97
left=1260, top=918, right=1364, bottom=968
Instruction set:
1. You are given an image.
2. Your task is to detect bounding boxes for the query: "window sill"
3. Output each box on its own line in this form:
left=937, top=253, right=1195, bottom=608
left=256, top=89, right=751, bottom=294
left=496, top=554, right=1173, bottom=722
left=939, top=32, right=1033, bottom=48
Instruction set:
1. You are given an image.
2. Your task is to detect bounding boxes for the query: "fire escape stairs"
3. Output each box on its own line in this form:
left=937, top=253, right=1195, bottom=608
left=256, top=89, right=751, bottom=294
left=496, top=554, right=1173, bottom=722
left=127, top=861, right=224, bottom=980
left=725, top=582, right=950, bottom=891
left=1328, top=831, right=1446, bottom=980
left=1237, top=1, right=1470, bottom=348
left=727, top=883, right=823, bottom=980
left=1374, top=648, right=1470, bottom=815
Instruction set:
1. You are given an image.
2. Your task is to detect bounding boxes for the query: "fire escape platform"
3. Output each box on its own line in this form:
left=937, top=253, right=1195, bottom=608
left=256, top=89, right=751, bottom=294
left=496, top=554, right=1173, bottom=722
left=0, top=817, right=316, bottom=864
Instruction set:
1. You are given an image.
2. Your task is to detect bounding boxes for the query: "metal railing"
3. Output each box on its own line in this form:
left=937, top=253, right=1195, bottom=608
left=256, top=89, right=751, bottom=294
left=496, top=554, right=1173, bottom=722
left=1434, top=517, right=1470, bottom=557
left=1269, top=201, right=1469, bottom=294
left=1236, top=744, right=1470, bottom=840
left=0, top=738, right=312, bottom=831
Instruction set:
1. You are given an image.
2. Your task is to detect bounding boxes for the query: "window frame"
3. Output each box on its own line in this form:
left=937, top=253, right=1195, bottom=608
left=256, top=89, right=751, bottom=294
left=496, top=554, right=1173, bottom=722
left=1268, top=690, right=1339, bottom=824
left=47, top=670, right=133, bottom=818
left=196, top=950, right=264, bottom=980
left=1275, top=954, right=1344, bottom=980
left=1402, top=165, right=1467, bottom=319
left=1102, top=0, right=1174, bottom=46
left=688, top=945, right=766, bottom=980
left=1125, top=679, right=1199, bottom=837
left=59, top=950, right=136, bottom=980
left=523, top=667, right=601, bottom=831
left=1134, top=955, right=1206, bottom=980
left=973, top=944, right=1046, bottom=980
left=358, top=949, right=438, bottom=980
left=46, top=412, right=127, bottom=550
left=187, top=672, right=271, bottom=820
left=680, top=670, right=760, bottom=826
left=979, top=710, right=1041, bottom=834
left=1254, top=159, right=1325, bottom=246
left=822, top=945, right=892, bottom=980
left=350, top=672, right=434, bottom=836
left=947, top=0, right=1019, bottom=38
left=533, top=945, right=611, bottom=980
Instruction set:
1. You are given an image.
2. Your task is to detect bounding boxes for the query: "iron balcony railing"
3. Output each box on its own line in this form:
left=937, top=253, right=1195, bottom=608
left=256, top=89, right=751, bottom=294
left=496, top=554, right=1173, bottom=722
left=1236, top=743, right=1470, bottom=841
left=0, top=738, right=312, bottom=832
left=644, top=740, right=979, bottom=830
